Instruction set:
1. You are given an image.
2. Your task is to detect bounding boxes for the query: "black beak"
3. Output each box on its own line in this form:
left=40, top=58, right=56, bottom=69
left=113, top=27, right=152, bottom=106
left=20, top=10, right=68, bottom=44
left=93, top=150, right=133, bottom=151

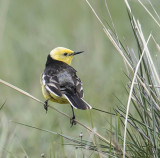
left=69, top=51, right=84, bottom=56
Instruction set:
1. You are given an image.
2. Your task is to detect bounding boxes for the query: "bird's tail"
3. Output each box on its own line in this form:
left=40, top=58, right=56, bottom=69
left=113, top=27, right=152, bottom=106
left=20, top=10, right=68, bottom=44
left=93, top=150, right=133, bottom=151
left=64, top=94, right=92, bottom=110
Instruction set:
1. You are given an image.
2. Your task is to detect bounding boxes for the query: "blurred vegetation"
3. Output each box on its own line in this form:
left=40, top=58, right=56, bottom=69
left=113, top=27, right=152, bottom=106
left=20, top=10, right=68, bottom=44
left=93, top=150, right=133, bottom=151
left=1, top=0, right=160, bottom=157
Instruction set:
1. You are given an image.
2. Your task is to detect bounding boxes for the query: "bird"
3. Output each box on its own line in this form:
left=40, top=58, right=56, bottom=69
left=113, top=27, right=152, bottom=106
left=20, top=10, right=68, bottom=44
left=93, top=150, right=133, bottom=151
left=41, top=47, right=92, bottom=125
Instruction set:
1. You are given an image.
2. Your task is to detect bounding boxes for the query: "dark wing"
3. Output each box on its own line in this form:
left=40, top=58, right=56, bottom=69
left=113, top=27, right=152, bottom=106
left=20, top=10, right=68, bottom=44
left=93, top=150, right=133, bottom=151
left=63, top=73, right=92, bottom=110
left=42, top=73, right=62, bottom=97
left=73, top=74, right=84, bottom=98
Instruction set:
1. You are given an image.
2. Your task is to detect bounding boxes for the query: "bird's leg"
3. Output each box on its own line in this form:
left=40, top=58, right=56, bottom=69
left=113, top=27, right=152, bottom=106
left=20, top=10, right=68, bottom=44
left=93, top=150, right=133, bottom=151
left=44, top=99, right=49, bottom=113
left=70, top=106, right=76, bottom=126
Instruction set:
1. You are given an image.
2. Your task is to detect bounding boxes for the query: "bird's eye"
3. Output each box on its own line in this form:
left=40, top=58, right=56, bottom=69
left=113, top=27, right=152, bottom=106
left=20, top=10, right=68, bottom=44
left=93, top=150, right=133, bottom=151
left=64, top=53, right=68, bottom=56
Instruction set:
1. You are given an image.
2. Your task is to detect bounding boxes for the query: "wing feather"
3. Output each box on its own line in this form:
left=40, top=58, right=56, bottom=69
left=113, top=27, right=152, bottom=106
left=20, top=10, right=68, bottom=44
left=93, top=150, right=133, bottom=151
left=73, top=75, right=84, bottom=98
left=42, top=74, right=62, bottom=97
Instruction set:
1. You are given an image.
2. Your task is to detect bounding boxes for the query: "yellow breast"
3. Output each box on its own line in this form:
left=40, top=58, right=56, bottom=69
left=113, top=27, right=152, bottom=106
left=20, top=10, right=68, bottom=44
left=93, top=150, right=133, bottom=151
left=41, top=84, right=68, bottom=104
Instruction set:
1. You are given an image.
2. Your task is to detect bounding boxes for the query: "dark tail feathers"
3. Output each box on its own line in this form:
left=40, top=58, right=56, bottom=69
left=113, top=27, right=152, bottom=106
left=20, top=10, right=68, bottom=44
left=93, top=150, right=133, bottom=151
left=64, top=94, right=92, bottom=110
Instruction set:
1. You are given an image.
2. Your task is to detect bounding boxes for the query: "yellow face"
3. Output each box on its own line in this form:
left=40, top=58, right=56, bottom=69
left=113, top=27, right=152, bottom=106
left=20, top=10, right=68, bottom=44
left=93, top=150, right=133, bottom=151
left=50, top=47, right=75, bottom=65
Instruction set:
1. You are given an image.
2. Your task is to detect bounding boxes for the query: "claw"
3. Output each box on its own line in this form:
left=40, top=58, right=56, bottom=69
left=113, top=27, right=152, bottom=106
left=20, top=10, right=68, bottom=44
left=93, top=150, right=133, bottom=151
left=70, top=116, right=76, bottom=127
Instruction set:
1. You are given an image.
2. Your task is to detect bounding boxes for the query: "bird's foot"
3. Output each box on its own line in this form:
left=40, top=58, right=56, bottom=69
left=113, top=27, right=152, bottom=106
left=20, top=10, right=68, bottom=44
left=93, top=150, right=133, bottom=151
left=70, top=116, right=76, bottom=127
left=44, top=100, right=49, bottom=113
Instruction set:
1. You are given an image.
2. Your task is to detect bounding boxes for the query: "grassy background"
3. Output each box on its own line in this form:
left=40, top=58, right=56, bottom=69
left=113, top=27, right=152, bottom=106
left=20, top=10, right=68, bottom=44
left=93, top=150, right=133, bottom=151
left=0, top=0, right=160, bottom=157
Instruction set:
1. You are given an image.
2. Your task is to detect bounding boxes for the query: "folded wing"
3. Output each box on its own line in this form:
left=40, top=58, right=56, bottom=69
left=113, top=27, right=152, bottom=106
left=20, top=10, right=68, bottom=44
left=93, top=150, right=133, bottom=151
left=42, top=74, right=62, bottom=97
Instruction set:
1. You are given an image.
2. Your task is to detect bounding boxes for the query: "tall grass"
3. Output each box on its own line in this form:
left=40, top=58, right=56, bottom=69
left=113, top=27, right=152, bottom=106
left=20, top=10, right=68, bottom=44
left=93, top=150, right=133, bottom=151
left=84, top=0, right=160, bottom=157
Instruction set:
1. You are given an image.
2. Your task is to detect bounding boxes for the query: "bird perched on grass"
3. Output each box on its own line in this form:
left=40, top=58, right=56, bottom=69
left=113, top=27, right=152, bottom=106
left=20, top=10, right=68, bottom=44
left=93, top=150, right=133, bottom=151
left=41, top=47, right=92, bottom=125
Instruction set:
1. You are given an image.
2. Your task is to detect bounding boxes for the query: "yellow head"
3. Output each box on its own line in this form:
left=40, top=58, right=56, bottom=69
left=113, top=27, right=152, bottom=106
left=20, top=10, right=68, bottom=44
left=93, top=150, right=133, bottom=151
left=50, top=47, right=84, bottom=65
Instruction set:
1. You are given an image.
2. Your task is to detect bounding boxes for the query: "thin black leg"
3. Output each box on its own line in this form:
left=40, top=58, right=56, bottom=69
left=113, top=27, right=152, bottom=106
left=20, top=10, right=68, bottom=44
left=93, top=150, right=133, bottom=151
left=70, top=106, right=76, bottom=126
left=71, top=105, right=75, bottom=119
left=44, top=99, right=49, bottom=113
